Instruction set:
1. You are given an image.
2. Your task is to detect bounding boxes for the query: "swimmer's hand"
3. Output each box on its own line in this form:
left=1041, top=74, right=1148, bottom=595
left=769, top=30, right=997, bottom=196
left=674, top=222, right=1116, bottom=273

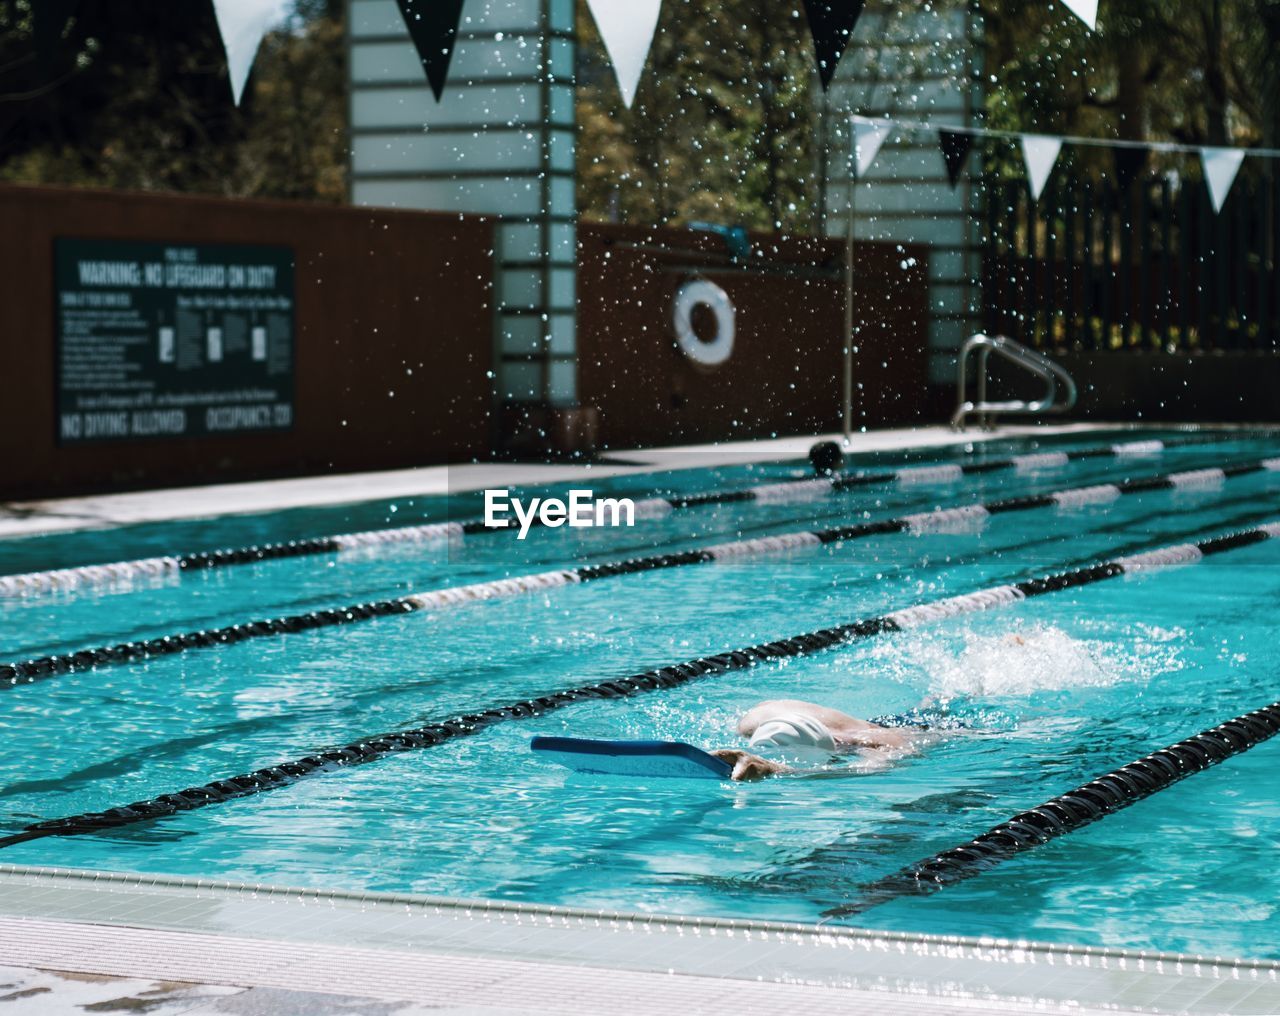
left=711, top=749, right=790, bottom=781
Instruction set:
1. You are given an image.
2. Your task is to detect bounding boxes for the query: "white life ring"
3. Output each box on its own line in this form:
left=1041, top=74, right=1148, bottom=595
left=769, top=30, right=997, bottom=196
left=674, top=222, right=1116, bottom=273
left=673, top=279, right=735, bottom=367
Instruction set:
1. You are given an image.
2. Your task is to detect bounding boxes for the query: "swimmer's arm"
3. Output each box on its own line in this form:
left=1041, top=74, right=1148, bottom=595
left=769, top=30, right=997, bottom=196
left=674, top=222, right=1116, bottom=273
left=712, top=736, right=919, bottom=781
left=710, top=749, right=889, bottom=781
left=710, top=749, right=793, bottom=781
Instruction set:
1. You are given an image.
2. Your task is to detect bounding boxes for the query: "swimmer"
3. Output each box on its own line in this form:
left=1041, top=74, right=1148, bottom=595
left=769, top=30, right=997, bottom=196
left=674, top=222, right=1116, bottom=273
left=710, top=698, right=926, bottom=781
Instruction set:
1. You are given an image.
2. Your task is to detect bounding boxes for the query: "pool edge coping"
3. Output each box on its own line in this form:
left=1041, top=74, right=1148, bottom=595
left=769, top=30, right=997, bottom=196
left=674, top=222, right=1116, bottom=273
left=1, top=862, right=1278, bottom=1016
left=2, top=861, right=1276, bottom=973
left=0, top=421, right=1228, bottom=541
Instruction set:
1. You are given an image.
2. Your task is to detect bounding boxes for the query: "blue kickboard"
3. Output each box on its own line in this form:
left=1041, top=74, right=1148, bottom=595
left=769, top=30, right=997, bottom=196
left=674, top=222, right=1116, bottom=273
left=530, top=736, right=733, bottom=779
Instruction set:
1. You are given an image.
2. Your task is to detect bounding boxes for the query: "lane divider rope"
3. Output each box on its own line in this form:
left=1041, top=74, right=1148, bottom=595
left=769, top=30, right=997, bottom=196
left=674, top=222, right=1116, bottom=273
left=0, top=556, right=183, bottom=595
left=822, top=698, right=1280, bottom=919
left=638, top=436, right=1207, bottom=513
left=1112, top=438, right=1165, bottom=455
left=0, top=434, right=1244, bottom=598
left=1, top=519, right=1277, bottom=849
left=1012, top=451, right=1069, bottom=471
left=4, top=457, right=1277, bottom=689
left=1167, top=467, right=1226, bottom=489
left=1050, top=484, right=1121, bottom=507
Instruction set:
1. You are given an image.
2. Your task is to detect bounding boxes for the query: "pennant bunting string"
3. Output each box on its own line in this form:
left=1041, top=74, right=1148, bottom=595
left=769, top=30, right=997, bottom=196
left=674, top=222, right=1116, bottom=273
left=1111, top=146, right=1149, bottom=191
left=211, top=0, right=291, bottom=106
left=851, top=116, right=892, bottom=177
left=853, top=112, right=1280, bottom=159
left=1020, top=134, right=1064, bottom=200
left=1061, top=0, right=1099, bottom=30
left=1200, top=147, right=1247, bottom=212
left=802, top=0, right=868, bottom=91
left=585, top=0, right=663, bottom=109
left=848, top=112, right=1271, bottom=215
left=394, top=0, right=466, bottom=102
left=939, top=129, right=974, bottom=188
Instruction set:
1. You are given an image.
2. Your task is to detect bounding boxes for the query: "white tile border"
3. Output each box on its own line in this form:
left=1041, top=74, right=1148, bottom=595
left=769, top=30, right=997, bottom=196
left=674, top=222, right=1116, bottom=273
left=0, top=916, right=1108, bottom=1016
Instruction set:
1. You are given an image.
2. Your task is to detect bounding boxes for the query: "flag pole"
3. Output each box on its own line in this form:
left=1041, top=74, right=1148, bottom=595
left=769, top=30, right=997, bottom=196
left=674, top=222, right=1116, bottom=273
left=842, top=124, right=857, bottom=444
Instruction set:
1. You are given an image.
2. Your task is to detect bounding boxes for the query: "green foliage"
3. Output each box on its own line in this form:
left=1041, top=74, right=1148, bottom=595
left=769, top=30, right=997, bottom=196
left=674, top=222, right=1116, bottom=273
left=0, top=0, right=347, bottom=202
left=981, top=0, right=1280, bottom=175
left=8, top=0, right=1271, bottom=221
left=576, top=0, right=822, bottom=232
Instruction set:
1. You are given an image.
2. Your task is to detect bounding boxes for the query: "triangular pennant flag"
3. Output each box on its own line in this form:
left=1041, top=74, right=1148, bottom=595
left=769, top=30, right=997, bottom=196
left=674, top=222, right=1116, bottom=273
left=395, top=0, right=467, bottom=102
left=939, top=129, right=974, bottom=188
left=1020, top=134, right=1064, bottom=201
left=851, top=116, right=891, bottom=177
left=33, top=0, right=79, bottom=79
left=212, top=0, right=291, bottom=105
left=1061, top=0, right=1098, bottom=29
left=802, top=0, right=867, bottom=90
left=1200, top=147, right=1246, bottom=214
left=1111, top=146, right=1149, bottom=191
left=585, top=0, right=662, bottom=109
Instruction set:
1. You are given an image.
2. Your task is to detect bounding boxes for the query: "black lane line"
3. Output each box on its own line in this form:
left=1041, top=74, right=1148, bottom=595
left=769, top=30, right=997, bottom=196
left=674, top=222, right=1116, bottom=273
left=1, top=521, right=1274, bottom=851
left=822, top=699, right=1280, bottom=918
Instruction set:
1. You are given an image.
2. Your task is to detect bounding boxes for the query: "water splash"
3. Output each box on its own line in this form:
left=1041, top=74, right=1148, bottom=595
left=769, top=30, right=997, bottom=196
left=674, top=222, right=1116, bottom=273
left=870, top=622, right=1187, bottom=702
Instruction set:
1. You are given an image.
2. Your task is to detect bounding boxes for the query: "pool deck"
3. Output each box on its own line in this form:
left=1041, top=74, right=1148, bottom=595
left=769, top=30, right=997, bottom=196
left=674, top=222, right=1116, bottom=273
left=4, top=420, right=1278, bottom=1014
left=0, top=422, right=1142, bottom=541
left=1, top=864, right=1276, bottom=1016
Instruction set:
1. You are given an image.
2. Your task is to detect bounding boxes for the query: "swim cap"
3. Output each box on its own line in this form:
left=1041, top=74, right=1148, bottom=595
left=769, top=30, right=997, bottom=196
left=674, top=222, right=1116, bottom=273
left=748, top=712, right=837, bottom=759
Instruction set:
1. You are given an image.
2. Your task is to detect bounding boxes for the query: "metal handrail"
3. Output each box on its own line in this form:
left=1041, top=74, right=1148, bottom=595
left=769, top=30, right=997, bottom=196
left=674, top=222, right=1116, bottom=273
left=951, top=334, right=1077, bottom=430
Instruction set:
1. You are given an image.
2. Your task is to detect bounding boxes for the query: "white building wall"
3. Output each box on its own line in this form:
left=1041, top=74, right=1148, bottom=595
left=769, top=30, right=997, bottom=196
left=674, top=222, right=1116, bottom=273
left=348, top=0, right=578, bottom=409
left=822, top=6, right=985, bottom=386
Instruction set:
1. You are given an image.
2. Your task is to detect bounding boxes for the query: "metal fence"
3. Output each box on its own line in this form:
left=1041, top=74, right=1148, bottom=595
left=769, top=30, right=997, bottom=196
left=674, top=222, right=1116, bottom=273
left=982, top=172, right=1280, bottom=352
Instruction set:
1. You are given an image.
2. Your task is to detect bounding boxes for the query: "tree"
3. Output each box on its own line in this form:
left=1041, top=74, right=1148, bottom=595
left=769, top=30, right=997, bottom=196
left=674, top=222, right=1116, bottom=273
left=576, top=0, right=820, bottom=233
left=981, top=0, right=1276, bottom=166
left=0, top=0, right=346, bottom=201
left=1240, top=0, right=1280, bottom=149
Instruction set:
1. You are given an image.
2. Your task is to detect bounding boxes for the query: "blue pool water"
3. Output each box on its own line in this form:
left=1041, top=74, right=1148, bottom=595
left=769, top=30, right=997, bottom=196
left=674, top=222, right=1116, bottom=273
left=2, top=430, right=1279, bottom=960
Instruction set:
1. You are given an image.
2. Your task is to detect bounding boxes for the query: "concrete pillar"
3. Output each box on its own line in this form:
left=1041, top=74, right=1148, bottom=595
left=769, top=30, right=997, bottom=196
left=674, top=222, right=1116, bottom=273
left=823, top=4, right=985, bottom=391
left=348, top=0, right=591, bottom=453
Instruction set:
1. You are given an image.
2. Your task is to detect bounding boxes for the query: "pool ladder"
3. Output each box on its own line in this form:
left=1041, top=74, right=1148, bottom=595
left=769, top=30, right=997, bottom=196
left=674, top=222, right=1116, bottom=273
left=950, top=334, right=1077, bottom=431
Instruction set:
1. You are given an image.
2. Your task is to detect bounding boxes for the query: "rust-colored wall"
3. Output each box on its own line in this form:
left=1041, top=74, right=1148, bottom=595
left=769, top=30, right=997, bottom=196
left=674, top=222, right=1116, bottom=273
left=577, top=223, right=930, bottom=449
left=0, top=185, right=494, bottom=500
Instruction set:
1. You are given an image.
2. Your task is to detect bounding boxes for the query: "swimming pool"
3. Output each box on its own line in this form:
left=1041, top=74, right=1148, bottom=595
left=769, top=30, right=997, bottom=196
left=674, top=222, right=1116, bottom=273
left=2, top=428, right=1279, bottom=963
